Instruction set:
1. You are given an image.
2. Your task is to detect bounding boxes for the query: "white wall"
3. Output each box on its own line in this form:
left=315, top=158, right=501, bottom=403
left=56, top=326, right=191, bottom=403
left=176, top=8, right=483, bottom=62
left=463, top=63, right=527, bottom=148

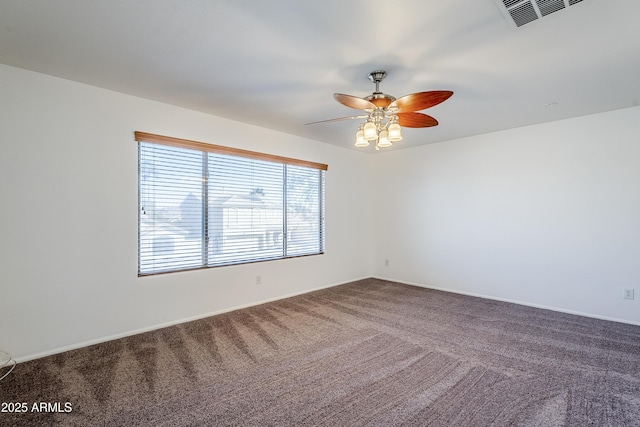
left=0, top=64, right=373, bottom=361
left=2, top=61, right=638, bottom=362
left=373, top=106, right=640, bottom=324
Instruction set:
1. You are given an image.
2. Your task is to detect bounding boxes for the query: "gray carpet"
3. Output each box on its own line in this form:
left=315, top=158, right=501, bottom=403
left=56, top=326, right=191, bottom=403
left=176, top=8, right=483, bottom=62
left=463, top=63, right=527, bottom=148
left=1, top=278, right=640, bottom=426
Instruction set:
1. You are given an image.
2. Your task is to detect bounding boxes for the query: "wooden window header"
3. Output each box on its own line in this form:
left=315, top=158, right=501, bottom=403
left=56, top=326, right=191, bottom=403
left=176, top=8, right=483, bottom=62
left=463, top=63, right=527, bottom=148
left=134, top=131, right=328, bottom=171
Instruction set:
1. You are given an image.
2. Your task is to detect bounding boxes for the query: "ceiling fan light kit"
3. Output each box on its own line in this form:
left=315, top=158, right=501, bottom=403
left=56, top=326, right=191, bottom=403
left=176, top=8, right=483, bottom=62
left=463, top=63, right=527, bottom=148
left=309, top=70, right=453, bottom=150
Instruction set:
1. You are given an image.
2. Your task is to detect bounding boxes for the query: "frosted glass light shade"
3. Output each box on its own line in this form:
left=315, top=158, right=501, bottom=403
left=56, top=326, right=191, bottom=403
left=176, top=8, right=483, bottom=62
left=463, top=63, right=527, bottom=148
left=377, top=129, right=391, bottom=147
left=363, top=122, right=378, bottom=141
left=354, top=129, right=369, bottom=147
left=388, top=123, right=402, bottom=141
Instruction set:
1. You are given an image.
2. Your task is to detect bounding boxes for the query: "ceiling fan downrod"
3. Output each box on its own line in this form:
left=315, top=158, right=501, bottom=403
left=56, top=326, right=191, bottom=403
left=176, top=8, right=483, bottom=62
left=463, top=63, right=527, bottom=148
left=367, top=70, right=387, bottom=93
left=365, top=70, right=396, bottom=107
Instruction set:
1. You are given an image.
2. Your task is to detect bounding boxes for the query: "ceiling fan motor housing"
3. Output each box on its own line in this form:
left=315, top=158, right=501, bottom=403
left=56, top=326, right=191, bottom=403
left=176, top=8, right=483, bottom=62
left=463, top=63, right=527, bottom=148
left=365, top=92, right=396, bottom=108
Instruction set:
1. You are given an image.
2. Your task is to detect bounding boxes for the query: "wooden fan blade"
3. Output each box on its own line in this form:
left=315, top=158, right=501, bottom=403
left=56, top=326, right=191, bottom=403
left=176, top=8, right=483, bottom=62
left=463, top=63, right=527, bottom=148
left=305, top=115, right=367, bottom=125
left=334, top=93, right=376, bottom=110
left=396, top=112, right=439, bottom=128
left=389, top=91, right=453, bottom=113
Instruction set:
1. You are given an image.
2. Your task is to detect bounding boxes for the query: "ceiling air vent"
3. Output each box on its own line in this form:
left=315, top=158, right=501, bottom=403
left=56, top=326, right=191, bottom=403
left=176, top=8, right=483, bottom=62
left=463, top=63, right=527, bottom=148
left=510, top=2, right=538, bottom=26
left=495, top=0, right=587, bottom=28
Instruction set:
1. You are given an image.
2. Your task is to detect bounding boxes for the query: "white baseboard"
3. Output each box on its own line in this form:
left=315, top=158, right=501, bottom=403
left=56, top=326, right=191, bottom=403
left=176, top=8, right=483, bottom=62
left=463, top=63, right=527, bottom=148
left=15, top=276, right=370, bottom=363
left=373, top=276, right=640, bottom=327
left=18, top=275, right=638, bottom=363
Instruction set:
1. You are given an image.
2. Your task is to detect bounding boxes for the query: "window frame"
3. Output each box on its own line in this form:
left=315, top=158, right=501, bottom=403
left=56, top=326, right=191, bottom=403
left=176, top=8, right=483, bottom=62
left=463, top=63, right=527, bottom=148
left=136, top=132, right=327, bottom=276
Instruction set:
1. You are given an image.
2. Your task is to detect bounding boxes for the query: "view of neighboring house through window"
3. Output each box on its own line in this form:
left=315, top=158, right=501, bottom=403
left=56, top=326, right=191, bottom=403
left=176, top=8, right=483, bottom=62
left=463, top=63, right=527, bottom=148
left=137, top=132, right=327, bottom=275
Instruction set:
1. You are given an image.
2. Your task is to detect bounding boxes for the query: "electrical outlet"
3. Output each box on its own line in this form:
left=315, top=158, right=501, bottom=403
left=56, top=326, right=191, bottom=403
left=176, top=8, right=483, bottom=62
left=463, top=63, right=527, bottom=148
left=256, top=275, right=262, bottom=285
left=623, top=288, right=634, bottom=300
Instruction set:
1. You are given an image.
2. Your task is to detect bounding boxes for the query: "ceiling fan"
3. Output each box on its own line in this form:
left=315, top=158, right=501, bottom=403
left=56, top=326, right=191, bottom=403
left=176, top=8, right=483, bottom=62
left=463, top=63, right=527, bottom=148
left=307, top=70, right=453, bottom=150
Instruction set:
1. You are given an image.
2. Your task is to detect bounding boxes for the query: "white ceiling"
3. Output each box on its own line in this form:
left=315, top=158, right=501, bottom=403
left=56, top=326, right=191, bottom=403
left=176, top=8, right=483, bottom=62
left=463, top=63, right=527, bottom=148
left=1, top=0, right=639, bottom=151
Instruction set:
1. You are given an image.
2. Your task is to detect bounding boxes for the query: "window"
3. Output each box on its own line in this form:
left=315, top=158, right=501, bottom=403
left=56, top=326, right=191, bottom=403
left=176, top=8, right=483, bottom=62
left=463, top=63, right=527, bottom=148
left=137, top=132, right=327, bottom=276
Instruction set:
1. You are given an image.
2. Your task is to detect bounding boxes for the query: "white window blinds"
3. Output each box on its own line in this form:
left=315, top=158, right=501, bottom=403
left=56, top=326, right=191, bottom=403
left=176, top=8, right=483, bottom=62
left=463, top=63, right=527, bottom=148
left=137, top=132, right=326, bottom=276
